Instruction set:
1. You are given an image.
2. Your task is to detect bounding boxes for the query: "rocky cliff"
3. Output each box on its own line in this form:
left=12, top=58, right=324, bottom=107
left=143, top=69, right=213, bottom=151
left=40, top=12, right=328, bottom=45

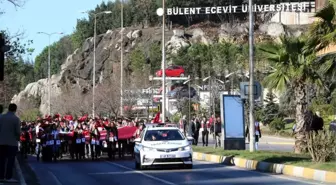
left=12, top=22, right=308, bottom=115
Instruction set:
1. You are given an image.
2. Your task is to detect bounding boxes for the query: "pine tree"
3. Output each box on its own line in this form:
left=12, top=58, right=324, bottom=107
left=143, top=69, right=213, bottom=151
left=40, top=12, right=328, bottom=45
left=262, top=90, right=280, bottom=125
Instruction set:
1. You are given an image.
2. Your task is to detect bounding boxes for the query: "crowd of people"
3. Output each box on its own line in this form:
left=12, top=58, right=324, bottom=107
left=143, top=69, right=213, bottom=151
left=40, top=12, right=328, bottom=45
left=179, top=115, right=223, bottom=148
left=19, top=114, right=146, bottom=162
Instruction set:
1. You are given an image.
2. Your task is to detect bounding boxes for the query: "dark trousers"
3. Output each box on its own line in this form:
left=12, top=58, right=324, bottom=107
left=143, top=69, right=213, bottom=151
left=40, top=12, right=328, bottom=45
left=0, top=145, right=17, bottom=180
left=30, top=142, right=36, bottom=154
left=20, top=142, right=29, bottom=158
left=107, top=142, right=116, bottom=159
left=75, top=144, right=84, bottom=159
left=202, top=130, right=209, bottom=146
left=90, top=144, right=101, bottom=159
left=193, top=133, right=199, bottom=145
left=118, top=141, right=126, bottom=158
left=69, top=143, right=76, bottom=159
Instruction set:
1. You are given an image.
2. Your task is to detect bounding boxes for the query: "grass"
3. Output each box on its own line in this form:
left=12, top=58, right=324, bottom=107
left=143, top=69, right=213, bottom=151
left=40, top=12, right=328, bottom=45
left=261, top=123, right=294, bottom=138
left=193, top=146, right=336, bottom=172
left=261, top=119, right=332, bottom=138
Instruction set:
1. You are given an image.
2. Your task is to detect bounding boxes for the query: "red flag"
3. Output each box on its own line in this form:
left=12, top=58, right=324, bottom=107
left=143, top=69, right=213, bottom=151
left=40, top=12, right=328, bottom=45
left=64, top=115, right=73, bottom=121
left=78, top=115, right=88, bottom=122
left=153, top=112, right=161, bottom=123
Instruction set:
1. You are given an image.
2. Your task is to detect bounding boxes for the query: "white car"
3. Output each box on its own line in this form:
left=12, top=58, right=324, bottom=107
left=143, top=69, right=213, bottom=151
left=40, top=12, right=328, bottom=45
left=134, top=126, right=194, bottom=170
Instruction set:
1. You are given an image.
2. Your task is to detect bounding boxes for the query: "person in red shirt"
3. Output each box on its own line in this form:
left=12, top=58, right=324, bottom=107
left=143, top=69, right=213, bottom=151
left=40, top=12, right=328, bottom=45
left=19, top=123, right=30, bottom=159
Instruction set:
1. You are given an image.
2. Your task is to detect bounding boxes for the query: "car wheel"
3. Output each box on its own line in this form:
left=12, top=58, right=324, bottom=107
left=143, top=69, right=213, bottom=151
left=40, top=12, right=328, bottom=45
left=185, top=164, right=193, bottom=169
left=180, top=73, right=185, bottom=77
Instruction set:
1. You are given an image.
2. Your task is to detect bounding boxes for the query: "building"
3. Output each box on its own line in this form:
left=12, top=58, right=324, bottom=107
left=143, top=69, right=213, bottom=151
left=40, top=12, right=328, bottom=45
left=270, top=0, right=328, bottom=25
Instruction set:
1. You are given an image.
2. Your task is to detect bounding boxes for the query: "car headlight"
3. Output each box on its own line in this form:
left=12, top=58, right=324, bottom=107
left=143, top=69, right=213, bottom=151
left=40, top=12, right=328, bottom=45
left=178, top=145, right=192, bottom=151
left=142, top=146, right=156, bottom=152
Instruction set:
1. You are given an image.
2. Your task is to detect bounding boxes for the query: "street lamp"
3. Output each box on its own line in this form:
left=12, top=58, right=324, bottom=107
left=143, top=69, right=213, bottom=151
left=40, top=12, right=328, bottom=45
left=248, top=0, right=256, bottom=152
left=203, top=76, right=224, bottom=118
left=120, top=0, right=124, bottom=117
left=37, top=31, right=64, bottom=116
left=156, top=3, right=166, bottom=123
left=183, top=76, right=200, bottom=123
left=82, top=10, right=112, bottom=118
left=202, top=76, right=224, bottom=118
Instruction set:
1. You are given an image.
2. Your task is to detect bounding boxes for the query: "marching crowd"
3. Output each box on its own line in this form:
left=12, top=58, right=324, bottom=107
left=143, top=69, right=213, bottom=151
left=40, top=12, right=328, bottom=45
left=19, top=114, right=145, bottom=162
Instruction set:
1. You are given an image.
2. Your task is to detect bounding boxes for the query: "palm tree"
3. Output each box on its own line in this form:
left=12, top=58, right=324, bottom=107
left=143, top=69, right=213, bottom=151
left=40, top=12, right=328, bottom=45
left=308, top=0, right=336, bottom=51
left=259, top=36, right=322, bottom=153
left=308, top=0, right=336, bottom=111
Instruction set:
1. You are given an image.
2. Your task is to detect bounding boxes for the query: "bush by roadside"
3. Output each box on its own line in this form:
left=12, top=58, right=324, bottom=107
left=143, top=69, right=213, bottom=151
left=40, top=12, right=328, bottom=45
left=192, top=146, right=336, bottom=172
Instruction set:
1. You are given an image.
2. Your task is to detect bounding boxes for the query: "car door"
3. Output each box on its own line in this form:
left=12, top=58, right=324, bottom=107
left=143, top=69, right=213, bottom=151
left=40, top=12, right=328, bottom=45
left=165, top=66, right=174, bottom=76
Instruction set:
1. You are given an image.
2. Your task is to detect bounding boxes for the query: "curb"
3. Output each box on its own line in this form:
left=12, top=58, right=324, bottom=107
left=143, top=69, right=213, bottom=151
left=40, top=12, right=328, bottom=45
left=193, top=152, right=336, bottom=183
left=15, top=157, right=27, bottom=185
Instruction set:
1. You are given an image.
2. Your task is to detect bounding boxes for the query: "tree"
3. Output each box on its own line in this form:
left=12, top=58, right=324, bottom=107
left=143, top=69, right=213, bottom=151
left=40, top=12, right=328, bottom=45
left=0, top=31, right=35, bottom=108
left=2, top=0, right=24, bottom=7
left=95, top=81, right=122, bottom=117
left=52, top=89, right=91, bottom=116
left=34, top=35, right=74, bottom=79
left=259, top=36, right=322, bottom=153
left=262, top=90, right=280, bottom=125
left=16, top=96, right=40, bottom=121
left=308, top=0, right=336, bottom=51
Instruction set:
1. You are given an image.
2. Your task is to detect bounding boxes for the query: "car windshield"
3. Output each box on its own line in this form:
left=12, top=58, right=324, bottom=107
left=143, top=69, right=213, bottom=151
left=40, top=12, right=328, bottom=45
left=144, top=129, right=185, bottom=141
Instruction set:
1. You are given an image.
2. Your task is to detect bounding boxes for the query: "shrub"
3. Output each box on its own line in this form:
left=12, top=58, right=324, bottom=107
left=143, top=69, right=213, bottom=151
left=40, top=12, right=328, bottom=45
left=306, top=130, right=336, bottom=162
left=170, top=113, right=181, bottom=124
left=269, top=117, right=286, bottom=132
left=19, top=108, right=41, bottom=121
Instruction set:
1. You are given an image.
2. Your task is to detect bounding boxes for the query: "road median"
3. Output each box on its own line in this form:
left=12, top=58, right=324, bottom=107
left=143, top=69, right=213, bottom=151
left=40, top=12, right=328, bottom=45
left=192, top=146, right=336, bottom=183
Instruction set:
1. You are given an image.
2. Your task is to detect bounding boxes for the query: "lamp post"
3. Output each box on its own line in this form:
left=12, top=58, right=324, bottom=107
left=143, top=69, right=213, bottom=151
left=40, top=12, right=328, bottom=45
left=202, top=76, right=224, bottom=117
left=37, top=31, right=64, bottom=116
left=120, top=0, right=124, bottom=117
left=156, top=3, right=166, bottom=123
left=248, top=0, right=256, bottom=152
left=82, top=10, right=112, bottom=118
left=184, top=77, right=192, bottom=123
left=183, top=76, right=201, bottom=123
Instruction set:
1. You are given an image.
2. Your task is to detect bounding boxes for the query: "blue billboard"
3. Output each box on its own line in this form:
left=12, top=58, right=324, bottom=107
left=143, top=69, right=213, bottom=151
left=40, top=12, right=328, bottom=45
left=220, top=95, right=245, bottom=138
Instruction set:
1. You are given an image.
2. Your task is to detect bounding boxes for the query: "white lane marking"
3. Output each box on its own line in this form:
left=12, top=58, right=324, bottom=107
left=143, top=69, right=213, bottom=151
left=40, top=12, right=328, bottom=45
left=195, top=160, right=325, bottom=185
left=89, top=171, right=139, bottom=175
left=106, top=161, right=178, bottom=185
left=48, top=171, right=63, bottom=185
left=15, top=158, right=27, bottom=185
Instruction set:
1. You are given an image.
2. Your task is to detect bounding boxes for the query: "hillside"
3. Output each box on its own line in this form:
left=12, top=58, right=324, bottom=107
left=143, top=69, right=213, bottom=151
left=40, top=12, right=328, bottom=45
left=11, top=22, right=308, bottom=116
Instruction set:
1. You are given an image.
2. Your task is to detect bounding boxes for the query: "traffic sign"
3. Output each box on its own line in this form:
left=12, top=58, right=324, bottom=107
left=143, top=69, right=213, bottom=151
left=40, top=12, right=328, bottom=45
left=239, top=81, right=262, bottom=100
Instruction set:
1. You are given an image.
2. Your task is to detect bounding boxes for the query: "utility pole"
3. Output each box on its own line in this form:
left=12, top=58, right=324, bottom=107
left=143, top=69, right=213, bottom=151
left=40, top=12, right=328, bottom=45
left=120, top=0, right=124, bottom=117
left=93, top=14, right=97, bottom=118
left=161, top=0, right=166, bottom=123
left=248, top=0, right=256, bottom=152
left=155, top=2, right=166, bottom=123
left=37, top=31, right=64, bottom=116
left=82, top=10, right=112, bottom=118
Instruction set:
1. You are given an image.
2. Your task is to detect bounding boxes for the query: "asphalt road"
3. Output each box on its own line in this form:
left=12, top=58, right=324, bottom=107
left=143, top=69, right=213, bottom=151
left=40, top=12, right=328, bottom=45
left=197, top=135, right=295, bottom=152
left=27, top=156, right=329, bottom=185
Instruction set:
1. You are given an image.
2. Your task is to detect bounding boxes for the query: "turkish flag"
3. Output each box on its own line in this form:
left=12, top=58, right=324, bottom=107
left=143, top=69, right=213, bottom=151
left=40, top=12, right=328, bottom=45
left=153, top=112, right=161, bottom=123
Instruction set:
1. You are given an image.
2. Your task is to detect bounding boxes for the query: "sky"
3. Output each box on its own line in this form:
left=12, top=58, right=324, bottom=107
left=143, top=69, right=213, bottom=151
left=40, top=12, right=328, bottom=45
left=1, top=0, right=108, bottom=60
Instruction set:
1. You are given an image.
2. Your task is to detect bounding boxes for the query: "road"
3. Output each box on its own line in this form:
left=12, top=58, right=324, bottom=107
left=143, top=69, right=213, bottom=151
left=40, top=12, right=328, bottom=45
left=27, top=156, right=329, bottom=185
left=196, top=134, right=295, bottom=152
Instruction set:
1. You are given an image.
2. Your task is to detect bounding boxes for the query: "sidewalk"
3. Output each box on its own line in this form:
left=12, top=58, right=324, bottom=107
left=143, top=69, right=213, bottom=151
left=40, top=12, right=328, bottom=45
left=0, top=158, right=22, bottom=185
left=259, top=135, right=294, bottom=145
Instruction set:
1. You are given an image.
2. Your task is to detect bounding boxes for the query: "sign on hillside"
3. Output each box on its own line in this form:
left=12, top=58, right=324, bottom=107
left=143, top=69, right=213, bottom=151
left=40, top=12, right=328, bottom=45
left=166, top=2, right=315, bottom=15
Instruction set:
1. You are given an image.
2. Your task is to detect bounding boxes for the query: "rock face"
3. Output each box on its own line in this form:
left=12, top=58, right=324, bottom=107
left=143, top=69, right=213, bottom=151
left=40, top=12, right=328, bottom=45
left=12, top=23, right=308, bottom=115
